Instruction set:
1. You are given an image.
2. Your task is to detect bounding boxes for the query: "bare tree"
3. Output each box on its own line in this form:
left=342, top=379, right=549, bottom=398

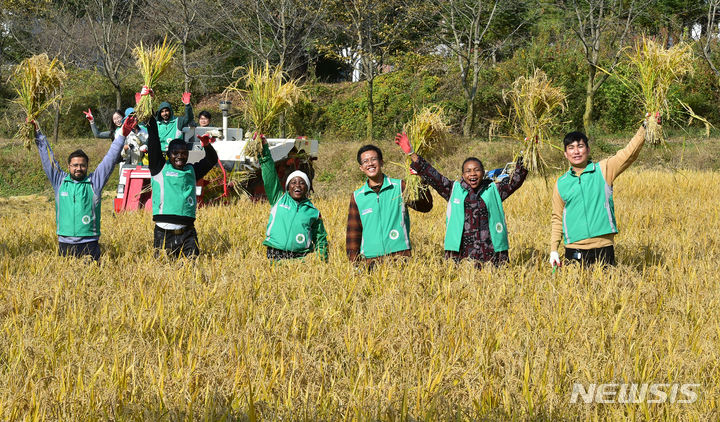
left=142, top=0, right=201, bottom=92
left=701, top=0, right=720, bottom=81
left=85, top=0, right=137, bottom=109
left=325, top=0, right=413, bottom=141
left=419, top=0, right=530, bottom=137
left=558, top=0, right=647, bottom=133
left=209, top=0, right=327, bottom=77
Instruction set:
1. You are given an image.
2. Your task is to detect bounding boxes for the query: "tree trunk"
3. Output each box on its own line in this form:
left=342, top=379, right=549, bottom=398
left=463, top=97, right=475, bottom=137
left=182, top=43, right=191, bottom=92
left=115, top=85, right=122, bottom=110
left=366, top=77, right=374, bottom=142
left=583, top=66, right=596, bottom=134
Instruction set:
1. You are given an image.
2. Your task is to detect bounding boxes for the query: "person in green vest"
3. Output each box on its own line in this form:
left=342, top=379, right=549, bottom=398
left=549, top=113, right=658, bottom=268
left=147, top=115, right=218, bottom=258
left=394, top=132, right=527, bottom=267
left=346, top=144, right=433, bottom=265
left=33, top=116, right=135, bottom=261
left=155, top=92, right=194, bottom=152
left=258, top=134, right=328, bottom=262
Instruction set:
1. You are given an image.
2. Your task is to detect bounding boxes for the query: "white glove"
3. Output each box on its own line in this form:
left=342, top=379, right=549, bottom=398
left=549, top=251, right=561, bottom=267
left=139, top=145, right=148, bottom=153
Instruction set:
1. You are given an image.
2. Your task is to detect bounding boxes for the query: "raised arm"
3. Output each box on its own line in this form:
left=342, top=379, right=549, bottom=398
left=34, top=128, right=66, bottom=192
left=147, top=115, right=165, bottom=175
left=496, top=156, right=528, bottom=201
left=89, top=121, right=127, bottom=191
left=84, top=108, right=111, bottom=139
left=177, top=92, right=194, bottom=128
left=192, top=142, right=218, bottom=180
left=410, top=155, right=453, bottom=202
left=602, top=124, right=647, bottom=185
left=395, top=131, right=452, bottom=202
left=259, top=137, right=283, bottom=205
left=90, top=121, right=111, bottom=139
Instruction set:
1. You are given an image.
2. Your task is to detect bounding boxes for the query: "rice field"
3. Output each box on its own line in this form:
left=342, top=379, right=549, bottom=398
left=1, top=165, right=719, bottom=420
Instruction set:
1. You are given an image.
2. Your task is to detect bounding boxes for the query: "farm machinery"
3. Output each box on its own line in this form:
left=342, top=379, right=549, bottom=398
left=114, top=101, right=319, bottom=212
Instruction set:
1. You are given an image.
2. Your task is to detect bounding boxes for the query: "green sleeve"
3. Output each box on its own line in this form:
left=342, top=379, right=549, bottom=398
left=313, top=215, right=329, bottom=262
left=260, top=143, right=283, bottom=205
left=176, top=104, right=194, bottom=129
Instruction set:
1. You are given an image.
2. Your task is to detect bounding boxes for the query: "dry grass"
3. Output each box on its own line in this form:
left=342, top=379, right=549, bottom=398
left=503, top=69, right=566, bottom=175
left=402, top=106, right=449, bottom=202
left=225, top=62, right=302, bottom=160
left=11, top=54, right=66, bottom=147
left=1, top=165, right=719, bottom=420
left=133, top=37, right=179, bottom=120
left=625, top=36, right=694, bottom=145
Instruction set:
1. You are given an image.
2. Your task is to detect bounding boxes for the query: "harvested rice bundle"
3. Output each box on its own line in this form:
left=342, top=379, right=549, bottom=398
left=12, top=54, right=66, bottom=147
left=133, top=36, right=178, bottom=120
left=401, top=106, right=449, bottom=202
left=627, top=37, right=693, bottom=144
left=226, top=62, right=302, bottom=160
left=503, top=69, right=566, bottom=174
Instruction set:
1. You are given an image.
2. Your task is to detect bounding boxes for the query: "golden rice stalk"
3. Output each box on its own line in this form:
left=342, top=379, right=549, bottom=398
left=202, top=166, right=252, bottom=202
left=503, top=69, right=566, bottom=174
left=225, top=62, right=302, bottom=160
left=679, top=100, right=713, bottom=138
left=133, top=36, right=178, bottom=120
left=12, top=54, right=67, bottom=148
left=627, top=36, right=693, bottom=145
left=402, top=106, right=449, bottom=202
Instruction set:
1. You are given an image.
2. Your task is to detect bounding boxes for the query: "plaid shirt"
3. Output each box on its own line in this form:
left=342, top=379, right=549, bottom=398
left=411, top=156, right=527, bottom=267
left=346, top=178, right=433, bottom=262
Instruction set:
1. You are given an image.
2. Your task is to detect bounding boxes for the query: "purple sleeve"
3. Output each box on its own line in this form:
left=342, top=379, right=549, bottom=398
left=410, top=155, right=453, bottom=201
left=496, top=161, right=528, bottom=201
left=35, top=131, right=66, bottom=193
left=90, top=131, right=125, bottom=192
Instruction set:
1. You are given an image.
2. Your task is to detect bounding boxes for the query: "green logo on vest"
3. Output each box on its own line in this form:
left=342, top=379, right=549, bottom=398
left=82, top=215, right=91, bottom=224
left=295, top=233, right=306, bottom=244
left=389, top=229, right=399, bottom=240
left=495, top=222, right=503, bottom=233
left=186, top=196, right=195, bottom=206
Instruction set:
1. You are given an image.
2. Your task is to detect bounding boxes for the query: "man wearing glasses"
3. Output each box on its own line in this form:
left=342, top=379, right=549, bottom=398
left=33, top=116, right=136, bottom=261
left=346, top=144, right=433, bottom=265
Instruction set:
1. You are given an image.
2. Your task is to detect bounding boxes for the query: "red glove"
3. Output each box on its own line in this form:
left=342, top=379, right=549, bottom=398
left=644, top=112, right=662, bottom=127
left=198, top=134, right=213, bottom=147
left=252, top=132, right=267, bottom=144
left=136, top=85, right=154, bottom=104
left=122, top=116, right=137, bottom=137
left=26, top=118, right=39, bottom=131
left=409, top=167, right=418, bottom=175
left=394, top=132, right=413, bottom=155
left=182, top=92, right=191, bottom=105
left=82, top=108, right=94, bottom=123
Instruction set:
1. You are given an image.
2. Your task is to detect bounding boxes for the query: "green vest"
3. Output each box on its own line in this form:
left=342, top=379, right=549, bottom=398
left=263, top=193, right=320, bottom=253
left=157, top=118, right=180, bottom=151
left=444, top=181, right=508, bottom=252
left=56, top=175, right=101, bottom=237
left=151, top=162, right=196, bottom=218
left=556, top=162, right=618, bottom=244
left=354, top=176, right=410, bottom=258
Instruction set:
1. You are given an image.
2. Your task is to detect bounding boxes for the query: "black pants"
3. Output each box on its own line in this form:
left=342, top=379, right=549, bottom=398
left=153, top=225, right=199, bottom=258
left=565, top=245, right=616, bottom=267
left=58, top=241, right=101, bottom=261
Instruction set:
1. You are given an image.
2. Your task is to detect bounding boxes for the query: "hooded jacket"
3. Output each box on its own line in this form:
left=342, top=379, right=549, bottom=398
left=155, top=101, right=194, bottom=151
